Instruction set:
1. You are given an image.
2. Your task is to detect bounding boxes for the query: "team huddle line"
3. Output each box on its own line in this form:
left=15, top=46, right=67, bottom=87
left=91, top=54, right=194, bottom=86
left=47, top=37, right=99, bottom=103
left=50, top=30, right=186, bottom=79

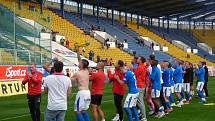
left=22, top=47, right=208, bottom=121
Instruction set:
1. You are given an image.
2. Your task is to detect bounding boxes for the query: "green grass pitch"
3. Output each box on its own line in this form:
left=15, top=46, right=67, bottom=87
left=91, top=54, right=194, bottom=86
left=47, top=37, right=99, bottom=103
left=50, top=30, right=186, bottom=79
left=0, top=77, right=215, bottom=121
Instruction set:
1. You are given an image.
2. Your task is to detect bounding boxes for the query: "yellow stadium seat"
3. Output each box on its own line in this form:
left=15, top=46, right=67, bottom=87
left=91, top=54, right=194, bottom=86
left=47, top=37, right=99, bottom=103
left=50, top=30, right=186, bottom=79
left=0, top=0, right=133, bottom=64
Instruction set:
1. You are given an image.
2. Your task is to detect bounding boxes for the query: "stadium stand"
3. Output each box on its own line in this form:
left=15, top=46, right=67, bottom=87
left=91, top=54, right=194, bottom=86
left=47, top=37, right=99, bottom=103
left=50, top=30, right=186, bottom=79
left=0, top=0, right=133, bottom=64
left=50, top=9, right=173, bottom=62
left=126, top=22, right=214, bottom=66
left=146, top=26, right=215, bottom=63
left=193, top=29, right=215, bottom=53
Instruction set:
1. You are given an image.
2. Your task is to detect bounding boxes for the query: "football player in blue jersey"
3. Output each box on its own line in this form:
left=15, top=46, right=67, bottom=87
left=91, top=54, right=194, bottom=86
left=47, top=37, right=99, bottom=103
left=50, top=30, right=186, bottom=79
left=115, top=64, right=140, bottom=121
left=161, top=61, right=173, bottom=113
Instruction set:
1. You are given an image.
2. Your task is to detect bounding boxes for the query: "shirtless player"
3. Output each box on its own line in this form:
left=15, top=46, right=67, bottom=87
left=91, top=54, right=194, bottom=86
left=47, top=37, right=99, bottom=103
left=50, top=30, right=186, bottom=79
left=71, top=47, right=91, bottom=121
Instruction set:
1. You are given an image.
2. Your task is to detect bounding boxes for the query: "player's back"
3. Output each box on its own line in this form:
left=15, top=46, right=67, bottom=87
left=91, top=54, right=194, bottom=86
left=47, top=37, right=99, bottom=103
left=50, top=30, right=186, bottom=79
left=124, top=70, right=138, bottom=94
left=196, top=67, right=205, bottom=82
left=162, top=68, right=171, bottom=87
left=77, top=69, right=89, bottom=91
left=150, top=66, right=161, bottom=90
left=173, top=65, right=183, bottom=83
left=169, top=68, right=174, bottom=86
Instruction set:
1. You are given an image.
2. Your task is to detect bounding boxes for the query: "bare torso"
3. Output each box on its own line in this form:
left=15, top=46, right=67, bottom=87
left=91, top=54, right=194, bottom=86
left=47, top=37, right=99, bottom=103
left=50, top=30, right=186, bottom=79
left=76, top=69, right=89, bottom=91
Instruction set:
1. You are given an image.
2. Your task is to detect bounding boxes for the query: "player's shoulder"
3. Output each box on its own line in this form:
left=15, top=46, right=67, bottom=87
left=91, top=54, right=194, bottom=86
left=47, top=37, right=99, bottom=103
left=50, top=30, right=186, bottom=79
left=126, top=70, right=133, bottom=75
left=46, top=74, right=54, bottom=79
left=36, top=71, right=43, bottom=75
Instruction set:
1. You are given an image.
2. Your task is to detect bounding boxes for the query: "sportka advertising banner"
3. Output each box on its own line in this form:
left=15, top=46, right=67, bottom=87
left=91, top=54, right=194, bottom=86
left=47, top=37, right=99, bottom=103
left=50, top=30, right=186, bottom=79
left=0, top=66, right=27, bottom=80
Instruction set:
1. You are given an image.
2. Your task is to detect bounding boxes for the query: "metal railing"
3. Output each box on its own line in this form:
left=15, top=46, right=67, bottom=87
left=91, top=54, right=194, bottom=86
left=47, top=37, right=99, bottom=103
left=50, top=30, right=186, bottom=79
left=0, top=48, right=50, bottom=65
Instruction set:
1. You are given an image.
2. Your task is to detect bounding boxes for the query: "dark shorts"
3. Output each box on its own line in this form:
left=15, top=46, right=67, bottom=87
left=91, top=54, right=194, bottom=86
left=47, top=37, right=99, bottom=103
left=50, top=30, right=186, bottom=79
left=91, top=95, right=103, bottom=106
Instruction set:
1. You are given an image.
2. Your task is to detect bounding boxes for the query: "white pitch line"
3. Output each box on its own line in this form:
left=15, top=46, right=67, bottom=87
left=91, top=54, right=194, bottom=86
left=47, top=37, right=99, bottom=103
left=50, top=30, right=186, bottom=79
left=0, top=100, right=113, bottom=121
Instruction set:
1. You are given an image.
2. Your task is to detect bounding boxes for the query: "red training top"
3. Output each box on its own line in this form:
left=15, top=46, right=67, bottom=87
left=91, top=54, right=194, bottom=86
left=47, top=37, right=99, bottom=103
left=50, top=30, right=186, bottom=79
left=134, top=63, right=147, bottom=88
left=22, top=71, right=43, bottom=95
left=90, top=71, right=105, bottom=95
left=107, top=69, right=126, bottom=96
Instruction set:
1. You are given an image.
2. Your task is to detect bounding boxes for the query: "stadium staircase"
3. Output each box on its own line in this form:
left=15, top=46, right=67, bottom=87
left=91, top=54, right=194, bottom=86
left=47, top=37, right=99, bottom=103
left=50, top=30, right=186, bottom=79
left=0, top=0, right=133, bottom=64
left=126, top=22, right=214, bottom=66
left=50, top=9, right=173, bottom=62
left=147, top=26, right=215, bottom=63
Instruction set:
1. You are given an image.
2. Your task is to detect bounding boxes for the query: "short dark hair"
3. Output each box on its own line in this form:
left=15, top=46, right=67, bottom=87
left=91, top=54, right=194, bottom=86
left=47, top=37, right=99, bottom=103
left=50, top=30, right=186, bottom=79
left=202, top=61, right=206, bottom=65
left=179, top=61, right=184, bottom=65
left=54, top=61, right=63, bottom=72
left=50, top=67, right=55, bottom=74
left=82, top=59, right=89, bottom=69
left=168, top=63, right=172, bottom=68
left=134, top=56, right=138, bottom=60
left=118, top=60, right=124, bottom=67
left=149, top=54, right=155, bottom=60
left=151, top=60, right=158, bottom=66
left=139, top=56, right=146, bottom=63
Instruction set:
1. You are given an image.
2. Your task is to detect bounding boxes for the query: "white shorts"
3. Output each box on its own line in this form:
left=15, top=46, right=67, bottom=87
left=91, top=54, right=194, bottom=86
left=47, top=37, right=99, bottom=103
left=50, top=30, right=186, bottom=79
left=74, top=90, right=91, bottom=112
left=171, top=86, right=174, bottom=93
left=183, top=83, right=190, bottom=92
left=163, top=87, right=171, bottom=97
left=151, top=89, right=160, bottom=98
left=174, top=83, right=182, bottom=93
left=124, top=93, right=139, bottom=108
left=196, top=82, right=204, bottom=91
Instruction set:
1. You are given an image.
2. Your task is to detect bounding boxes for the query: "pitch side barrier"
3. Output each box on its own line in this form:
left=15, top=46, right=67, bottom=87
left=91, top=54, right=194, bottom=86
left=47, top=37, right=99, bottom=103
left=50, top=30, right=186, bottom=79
left=0, top=65, right=115, bottom=97
left=0, top=65, right=79, bottom=97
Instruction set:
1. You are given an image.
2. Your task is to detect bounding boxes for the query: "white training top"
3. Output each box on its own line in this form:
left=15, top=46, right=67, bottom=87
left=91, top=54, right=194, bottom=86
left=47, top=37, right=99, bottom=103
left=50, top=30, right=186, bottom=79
left=157, top=64, right=164, bottom=84
left=44, top=74, right=72, bottom=110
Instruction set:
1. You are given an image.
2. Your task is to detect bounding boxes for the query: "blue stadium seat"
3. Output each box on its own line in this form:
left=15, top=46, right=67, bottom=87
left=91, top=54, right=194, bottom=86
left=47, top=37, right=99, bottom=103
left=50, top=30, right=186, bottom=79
left=51, top=8, right=173, bottom=62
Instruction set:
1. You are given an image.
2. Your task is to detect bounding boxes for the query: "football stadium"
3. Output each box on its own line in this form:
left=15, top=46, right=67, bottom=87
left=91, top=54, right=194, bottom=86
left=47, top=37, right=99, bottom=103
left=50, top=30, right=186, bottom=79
left=0, top=0, right=215, bottom=121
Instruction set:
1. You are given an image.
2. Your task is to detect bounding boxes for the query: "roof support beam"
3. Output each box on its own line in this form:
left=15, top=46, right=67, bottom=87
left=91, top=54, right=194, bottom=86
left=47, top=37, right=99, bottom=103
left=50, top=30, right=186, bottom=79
left=177, top=16, right=179, bottom=30
left=194, top=11, right=215, bottom=20
left=125, top=10, right=128, bottom=26
left=60, top=0, right=64, bottom=18
left=167, top=16, right=170, bottom=33
left=137, top=15, right=140, bottom=29
left=80, top=0, right=83, bottom=22
left=111, top=7, right=114, bottom=25
left=212, top=20, right=214, bottom=29
left=158, top=17, right=160, bottom=31
left=96, top=2, right=99, bottom=23
left=106, top=8, right=109, bottom=18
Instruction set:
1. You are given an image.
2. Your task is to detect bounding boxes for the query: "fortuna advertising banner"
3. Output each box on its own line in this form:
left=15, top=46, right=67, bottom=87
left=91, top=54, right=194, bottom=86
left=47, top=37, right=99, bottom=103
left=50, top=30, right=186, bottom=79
left=0, top=80, right=28, bottom=97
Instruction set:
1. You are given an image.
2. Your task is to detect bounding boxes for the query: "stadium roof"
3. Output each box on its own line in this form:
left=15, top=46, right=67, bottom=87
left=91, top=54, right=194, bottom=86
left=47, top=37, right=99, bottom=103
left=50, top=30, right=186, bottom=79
left=68, top=0, right=215, bottom=21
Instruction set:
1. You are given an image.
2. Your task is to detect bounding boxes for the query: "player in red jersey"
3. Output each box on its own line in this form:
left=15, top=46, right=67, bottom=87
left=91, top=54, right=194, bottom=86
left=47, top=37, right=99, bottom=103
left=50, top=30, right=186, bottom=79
left=90, top=62, right=106, bottom=121
left=22, top=64, right=43, bottom=121
left=134, top=56, right=147, bottom=121
left=107, top=60, right=126, bottom=121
